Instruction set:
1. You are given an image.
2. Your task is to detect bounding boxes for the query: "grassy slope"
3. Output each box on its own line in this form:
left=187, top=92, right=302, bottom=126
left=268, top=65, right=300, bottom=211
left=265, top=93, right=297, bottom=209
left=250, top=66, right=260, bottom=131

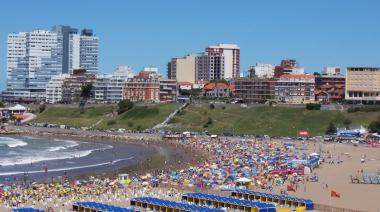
left=34, top=105, right=115, bottom=127
left=98, top=103, right=180, bottom=129
left=35, top=103, right=180, bottom=130
left=171, top=104, right=380, bottom=136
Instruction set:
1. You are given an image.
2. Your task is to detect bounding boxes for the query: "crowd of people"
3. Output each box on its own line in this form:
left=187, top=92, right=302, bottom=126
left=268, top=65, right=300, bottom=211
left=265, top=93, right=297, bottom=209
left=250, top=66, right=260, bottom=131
left=0, top=135, right=324, bottom=211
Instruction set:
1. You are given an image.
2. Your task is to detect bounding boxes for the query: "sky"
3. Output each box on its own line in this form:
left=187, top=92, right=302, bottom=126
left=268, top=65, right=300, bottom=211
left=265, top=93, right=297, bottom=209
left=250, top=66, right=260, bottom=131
left=0, top=0, right=379, bottom=89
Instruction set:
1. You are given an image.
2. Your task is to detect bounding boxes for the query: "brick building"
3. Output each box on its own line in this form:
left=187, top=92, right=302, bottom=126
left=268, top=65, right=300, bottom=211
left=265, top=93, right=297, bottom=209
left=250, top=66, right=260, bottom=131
left=233, top=78, right=276, bottom=103
left=123, top=71, right=160, bottom=102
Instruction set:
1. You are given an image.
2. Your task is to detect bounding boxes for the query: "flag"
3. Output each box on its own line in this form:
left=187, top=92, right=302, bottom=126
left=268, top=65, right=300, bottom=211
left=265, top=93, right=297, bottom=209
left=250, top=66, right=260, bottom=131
left=287, top=185, right=296, bottom=192
left=331, top=190, right=341, bottom=198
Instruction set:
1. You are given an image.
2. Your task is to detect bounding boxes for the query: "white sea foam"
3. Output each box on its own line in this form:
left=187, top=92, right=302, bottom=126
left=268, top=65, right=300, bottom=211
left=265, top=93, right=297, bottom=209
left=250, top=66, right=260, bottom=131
left=0, top=149, right=94, bottom=166
left=0, top=137, right=28, bottom=148
left=48, top=146, right=67, bottom=152
left=0, top=144, right=113, bottom=166
left=0, top=157, right=134, bottom=176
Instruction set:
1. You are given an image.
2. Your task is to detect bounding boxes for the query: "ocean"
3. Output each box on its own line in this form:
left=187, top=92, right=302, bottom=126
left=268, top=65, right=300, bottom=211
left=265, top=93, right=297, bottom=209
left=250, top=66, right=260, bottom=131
left=0, top=135, right=154, bottom=182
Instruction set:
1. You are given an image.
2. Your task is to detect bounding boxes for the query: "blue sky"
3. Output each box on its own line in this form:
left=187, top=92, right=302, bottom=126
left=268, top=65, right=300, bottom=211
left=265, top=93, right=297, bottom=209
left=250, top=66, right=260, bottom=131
left=0, top=0, right=379, bottom=89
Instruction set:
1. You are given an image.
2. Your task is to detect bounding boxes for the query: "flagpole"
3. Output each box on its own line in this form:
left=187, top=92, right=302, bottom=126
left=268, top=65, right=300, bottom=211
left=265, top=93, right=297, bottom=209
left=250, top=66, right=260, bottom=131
left=330, top=191, right=333, bottom=212
left=330, top=194, right=332, bottom=212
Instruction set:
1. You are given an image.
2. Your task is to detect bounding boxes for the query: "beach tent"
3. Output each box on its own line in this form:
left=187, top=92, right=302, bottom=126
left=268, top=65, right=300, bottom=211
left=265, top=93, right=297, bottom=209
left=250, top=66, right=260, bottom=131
left=73, top=201, right=138, bottom=212
left=131, top=196, right=223, bottom=212
left=12, top=208, right=45, bottom=212
left=183, top=192, right=276, bottom=212
left=231, top=189, right=314, bottom=210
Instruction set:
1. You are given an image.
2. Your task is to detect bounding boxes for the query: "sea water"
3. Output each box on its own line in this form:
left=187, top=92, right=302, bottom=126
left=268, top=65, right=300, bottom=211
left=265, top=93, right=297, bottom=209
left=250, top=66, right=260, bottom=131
left=0, top=136, right=143, bottom=181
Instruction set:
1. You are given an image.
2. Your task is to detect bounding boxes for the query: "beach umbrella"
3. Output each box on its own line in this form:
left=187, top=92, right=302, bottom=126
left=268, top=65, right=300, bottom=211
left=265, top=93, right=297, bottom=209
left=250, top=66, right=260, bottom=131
left=3, top=186, right=11, bottom=192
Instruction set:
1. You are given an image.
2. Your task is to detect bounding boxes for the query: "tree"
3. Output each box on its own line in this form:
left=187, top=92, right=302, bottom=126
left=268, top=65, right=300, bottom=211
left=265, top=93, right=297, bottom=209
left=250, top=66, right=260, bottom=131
left=325, top=122, right=337, bottom=135
left=81, top=83, right=93, bottom=99
left=368, top=120, right=380, bottom=134
left=39, top=104, right=46, bottom=113
left=343, top=119, right=352, bottom=129
left=78, top=100, right=86, bottom=114
left=313, top=72, right=321, bottom=76
left=0, top=102, right=4, bottom=108
left=118, top=100, right=134, bottom=114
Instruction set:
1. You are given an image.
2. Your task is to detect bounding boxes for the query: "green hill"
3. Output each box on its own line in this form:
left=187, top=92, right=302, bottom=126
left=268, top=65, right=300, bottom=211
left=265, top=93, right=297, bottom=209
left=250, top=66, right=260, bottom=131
left=169, top=104, right=379, bottom=136
left=34, top=103, right=379, bottom=136
left=34, top=103, right=179, bottom=130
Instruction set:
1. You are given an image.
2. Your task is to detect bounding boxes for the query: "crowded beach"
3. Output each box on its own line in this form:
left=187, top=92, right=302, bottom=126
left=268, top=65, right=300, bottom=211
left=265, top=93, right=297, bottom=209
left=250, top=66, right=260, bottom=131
left=0, top=127, right=379, bottom=211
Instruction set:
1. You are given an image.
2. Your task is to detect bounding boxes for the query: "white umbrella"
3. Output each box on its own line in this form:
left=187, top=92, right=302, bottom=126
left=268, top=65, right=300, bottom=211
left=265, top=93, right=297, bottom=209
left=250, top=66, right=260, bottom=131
left=236, top=177, right=252, bottom=183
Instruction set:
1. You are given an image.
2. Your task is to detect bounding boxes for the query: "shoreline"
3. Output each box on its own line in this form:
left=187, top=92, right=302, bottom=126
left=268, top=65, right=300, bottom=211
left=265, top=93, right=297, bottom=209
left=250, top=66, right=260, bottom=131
left=2, top=126, right=210, bottom=181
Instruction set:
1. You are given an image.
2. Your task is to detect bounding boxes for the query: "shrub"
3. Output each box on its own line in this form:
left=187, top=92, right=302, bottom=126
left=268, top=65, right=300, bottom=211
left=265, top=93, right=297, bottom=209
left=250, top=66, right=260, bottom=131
left=107, top=120, right=116, bottom=125
left=136, top=125, right=142, bottom=131
left=127, top=121, right=134, bottom=127
left=306, top=103, right=321, bottom=110
left=325, top=122, right=337, bottom=135
left=207, top=117, right=213, bottom=125
left=39, top=104, right=46, bottom=113
left=222, top=106, right=226, bottom=110
left=118, top=100, right=134, bottom=114
left=343, top=119, right=352, bottom=129
left=348, top=106, right=380, bottom=113
left=209, top=103, right=215, bottom=110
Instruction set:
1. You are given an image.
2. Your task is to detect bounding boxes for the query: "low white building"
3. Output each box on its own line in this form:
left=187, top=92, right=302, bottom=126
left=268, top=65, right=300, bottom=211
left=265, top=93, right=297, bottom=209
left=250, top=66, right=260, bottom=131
left=45, top=74, right=70, bottom=104
left=275, top=74, right=315, bottom=104
left=94, top=65, right=134, bottom=103
left=250, top=63, right=275, bottom=78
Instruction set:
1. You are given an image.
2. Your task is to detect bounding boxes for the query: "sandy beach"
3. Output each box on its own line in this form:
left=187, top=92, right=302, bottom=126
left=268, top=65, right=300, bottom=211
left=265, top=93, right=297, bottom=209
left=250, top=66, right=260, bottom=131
left=283, top=142, right=380, bottom=212
left=1, top=126, right=379, bottom=212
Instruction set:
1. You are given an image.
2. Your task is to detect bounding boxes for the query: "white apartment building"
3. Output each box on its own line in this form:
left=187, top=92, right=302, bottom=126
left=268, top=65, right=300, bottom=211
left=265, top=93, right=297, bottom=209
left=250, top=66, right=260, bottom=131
left=3, top=26, right=99, bottom=103
left=94, top=65, right=134, bottom=103
left=69, top=29, right=99, bottom=73
left=250, top=63, right=275, bottom=78
left=45, top=74, right=70, bottom=104
left=207, top=44, right=240, bottom=79
left=4, top=30, right=63, bottom=102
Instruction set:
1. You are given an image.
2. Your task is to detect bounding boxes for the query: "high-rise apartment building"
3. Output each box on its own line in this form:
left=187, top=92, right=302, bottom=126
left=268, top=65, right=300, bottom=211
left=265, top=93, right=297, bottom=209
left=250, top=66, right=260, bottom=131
left=196, top=52, right=224, bottom=81
left=3, top=30, right=63, bottom=102
left=345, top=67, right=380, bottom=104
left=167, top=54, right=196, bottom=83
left=207, top=44, right=240, bottom=79
left=73, top=29, right=99, bottom=73
left=52, top=26, right=99, bottom=74
left=2, top=26, right=99, bottom=102
left=196, top=44, right=240, bottom=81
